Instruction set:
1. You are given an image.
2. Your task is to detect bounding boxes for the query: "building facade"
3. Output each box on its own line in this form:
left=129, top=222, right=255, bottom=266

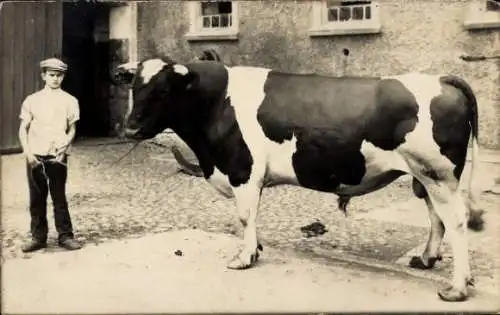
left=2, top=1, right=498, bottom=152
left=131, top=0, right=499, bottom=149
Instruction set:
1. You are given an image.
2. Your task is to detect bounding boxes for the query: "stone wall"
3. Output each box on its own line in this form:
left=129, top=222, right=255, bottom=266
left=136, top=0, right=499, bottom=148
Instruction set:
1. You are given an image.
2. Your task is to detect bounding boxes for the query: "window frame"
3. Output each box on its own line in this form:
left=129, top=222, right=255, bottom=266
left=464, top=0, right=500, bottom=30
left=309, top=0, right=381, bottom=36
left=185, top=1, right=239, bottom=41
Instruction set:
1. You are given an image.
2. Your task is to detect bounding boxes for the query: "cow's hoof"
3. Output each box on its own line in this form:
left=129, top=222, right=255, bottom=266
left=438, top=286, right=467, bottom=302
left=227, top=249, right=260, bottom=270
left=409, top=255, right=442, bottom=269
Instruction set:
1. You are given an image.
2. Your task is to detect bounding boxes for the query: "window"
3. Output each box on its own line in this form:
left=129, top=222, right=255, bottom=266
left=309, top=0, right=381, bottom=36
left=185, top=1, right=239, bottom=41
left=486, top=0, right=500, bottom=11
left=464, top=0, right=500, bottom=30
left=201, top=1, right=233, bottom=28
left=326, top=0, right=372, bottom=22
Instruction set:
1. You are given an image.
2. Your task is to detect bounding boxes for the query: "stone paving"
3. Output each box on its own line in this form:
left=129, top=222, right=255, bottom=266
left=1, top=134, right=499, bottom=296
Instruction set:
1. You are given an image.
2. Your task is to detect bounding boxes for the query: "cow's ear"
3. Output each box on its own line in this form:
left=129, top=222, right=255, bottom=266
left=173, top=64, right=199, bottom=90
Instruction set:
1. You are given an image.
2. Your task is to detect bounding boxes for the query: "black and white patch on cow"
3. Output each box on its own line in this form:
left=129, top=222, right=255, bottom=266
left=113, top=55, right=484, bottom=302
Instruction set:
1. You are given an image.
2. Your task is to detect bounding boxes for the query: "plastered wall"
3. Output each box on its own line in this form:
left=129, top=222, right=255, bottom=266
left=136, top=0, right=499, bottom=148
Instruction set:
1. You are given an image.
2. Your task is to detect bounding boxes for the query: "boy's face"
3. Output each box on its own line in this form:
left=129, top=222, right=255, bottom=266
left=42, top=69, right=65, bottom=89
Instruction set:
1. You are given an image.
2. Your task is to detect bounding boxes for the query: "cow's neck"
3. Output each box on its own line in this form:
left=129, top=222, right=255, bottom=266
left=169, top=121, right=211, bottom=176
left=169, top=92, right=245, bottom=180
left=169, top=105, right=223, bottom=179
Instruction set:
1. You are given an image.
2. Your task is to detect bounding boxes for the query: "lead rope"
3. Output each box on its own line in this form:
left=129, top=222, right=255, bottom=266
left=110, top=140, right=142, bottom=165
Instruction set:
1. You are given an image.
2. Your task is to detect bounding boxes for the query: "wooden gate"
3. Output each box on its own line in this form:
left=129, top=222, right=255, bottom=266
left=0, top=2, right=63, bottom=154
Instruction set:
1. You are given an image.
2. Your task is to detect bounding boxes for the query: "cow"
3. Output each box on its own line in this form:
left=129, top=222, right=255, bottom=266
left=112, top=55, right=485, bottom=302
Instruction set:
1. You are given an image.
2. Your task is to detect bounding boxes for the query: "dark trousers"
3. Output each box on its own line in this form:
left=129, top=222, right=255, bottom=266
left=27, top=154, right=74, bottom=243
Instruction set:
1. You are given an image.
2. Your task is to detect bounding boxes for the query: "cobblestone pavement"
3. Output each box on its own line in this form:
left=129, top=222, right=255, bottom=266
left=2, top=134, right=499, bottom=296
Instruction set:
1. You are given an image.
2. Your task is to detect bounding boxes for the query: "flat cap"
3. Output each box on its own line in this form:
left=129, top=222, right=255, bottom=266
left=40, top=58, right=67, bottom=72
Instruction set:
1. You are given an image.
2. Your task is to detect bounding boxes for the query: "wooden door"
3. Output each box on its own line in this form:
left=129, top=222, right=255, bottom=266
left=0, top=2, right=63, bottom=154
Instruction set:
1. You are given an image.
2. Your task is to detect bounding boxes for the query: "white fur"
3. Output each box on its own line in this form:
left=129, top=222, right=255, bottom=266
left=140, top=59, right=166, bottom=85
left=207, top=167, right=233, bottom=198
left=265, top=134, right=299, bottom=184
left=225, top=67, right=272, bottom=178
left=173, top=64, right=189, bottom=76
left=391, top=73, right=470, bottom=294
left=117, top=61, right=140, bottom=122
left=390, top=73, right=455, bottom=172
left=224, top=66, right=300, bottom=186
left=331, top=141, right=409, bottom=195
left=361, top=140, right=410, bottom=176
left=118, top=61, right=139, bottom=73
left=223, top=66, right=303, bottom=267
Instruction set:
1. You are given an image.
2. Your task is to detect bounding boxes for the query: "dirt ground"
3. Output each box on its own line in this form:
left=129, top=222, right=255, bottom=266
left=2, top=229, right=498, bottom=313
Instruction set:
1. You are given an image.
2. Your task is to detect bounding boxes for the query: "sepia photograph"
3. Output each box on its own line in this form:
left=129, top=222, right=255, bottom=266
left=1, top=0, right=499, bottom=313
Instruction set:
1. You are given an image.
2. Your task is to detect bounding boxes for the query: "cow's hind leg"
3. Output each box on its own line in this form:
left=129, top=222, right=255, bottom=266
left=409, top=178, right=445, bottom=269
left=227, top=179, right=263, bottom=270
left=410, top=169, right=472, bottom=302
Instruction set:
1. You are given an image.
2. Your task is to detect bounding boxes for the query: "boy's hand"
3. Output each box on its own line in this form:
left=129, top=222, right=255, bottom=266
left=54, top=153, right=66, bottom=164
left=25, top=153, right=40, bottom=167
left=55, top=143, right=69, bottom=156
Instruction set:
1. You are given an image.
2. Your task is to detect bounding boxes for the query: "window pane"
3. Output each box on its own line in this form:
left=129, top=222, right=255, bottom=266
left=220, top=14, right=230, bottom=27
left=203, top=16, right=211, bottom=27
left=201, top=1, right=232, bottom=15
left=486, top=0, right=500, bottom=11
left=328, top=8, right=339, bottom=21
left=201, top=2, right=219, bottom=15
left=365, top=6, right=371, bottom=19
left=218, top=1, right=232, bottom=14
left=211, top=15, right=220, bottom=27
left=339, top=7, right=351, bottom=21
left=352, top=6, right=364, bottom=19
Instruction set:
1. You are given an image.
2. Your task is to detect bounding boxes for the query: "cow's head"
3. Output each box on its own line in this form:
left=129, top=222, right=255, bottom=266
left=112, top=58, right=198, bottom=140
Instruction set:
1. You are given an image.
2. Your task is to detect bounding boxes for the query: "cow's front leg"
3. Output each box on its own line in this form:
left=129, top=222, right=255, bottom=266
left=227, top=180, right=263, bottom=270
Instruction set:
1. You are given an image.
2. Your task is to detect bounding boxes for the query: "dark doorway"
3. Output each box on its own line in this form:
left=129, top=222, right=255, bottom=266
left=62, top=1, right=111, bottom=138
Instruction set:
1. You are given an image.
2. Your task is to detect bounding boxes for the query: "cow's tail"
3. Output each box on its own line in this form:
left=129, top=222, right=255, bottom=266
left=171, top=145, right=204, bottom=177
left=467, top=125, right=484, bottom=231
left=442, top=75, right=484, bottom=231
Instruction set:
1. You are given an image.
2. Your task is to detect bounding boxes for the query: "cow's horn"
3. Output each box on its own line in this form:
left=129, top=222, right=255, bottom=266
left=173, top=64, right=189, bottom=76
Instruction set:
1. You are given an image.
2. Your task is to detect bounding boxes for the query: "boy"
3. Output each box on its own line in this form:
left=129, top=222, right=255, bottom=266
left=18, top=57, right=82, bottom=252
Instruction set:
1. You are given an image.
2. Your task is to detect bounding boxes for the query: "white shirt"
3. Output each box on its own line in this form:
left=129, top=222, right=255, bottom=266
left=19, top=87, right=80, bottom=156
